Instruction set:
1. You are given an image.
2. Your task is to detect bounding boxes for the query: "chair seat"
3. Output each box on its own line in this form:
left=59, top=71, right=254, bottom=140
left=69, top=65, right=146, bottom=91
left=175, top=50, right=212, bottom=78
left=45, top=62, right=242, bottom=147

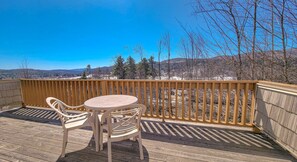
left=64, top=115, right=89, bottom=130
left=110, top=129, right=139, bottom=141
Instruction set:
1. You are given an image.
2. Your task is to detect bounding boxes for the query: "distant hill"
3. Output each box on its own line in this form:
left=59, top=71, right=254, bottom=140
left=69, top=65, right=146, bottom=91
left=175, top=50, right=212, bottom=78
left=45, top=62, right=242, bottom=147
left=1, top=48, right=296, bottom=79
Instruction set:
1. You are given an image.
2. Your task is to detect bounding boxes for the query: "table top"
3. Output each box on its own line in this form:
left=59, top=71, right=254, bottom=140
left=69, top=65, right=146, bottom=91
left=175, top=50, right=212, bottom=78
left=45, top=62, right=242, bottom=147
left=84, top=95, right=138, bottom=110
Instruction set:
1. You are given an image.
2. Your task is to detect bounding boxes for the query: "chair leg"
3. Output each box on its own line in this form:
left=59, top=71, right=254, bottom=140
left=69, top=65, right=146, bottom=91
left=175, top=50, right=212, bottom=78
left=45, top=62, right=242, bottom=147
left=61, top=130, right=68, bottom=157
left=100, top=126, right=103, bottom=151
left=108, top=140, right=112, bottom=162
left=137, top=133, right=144, bottom=160
left=89, top=120, right=97, bottom=148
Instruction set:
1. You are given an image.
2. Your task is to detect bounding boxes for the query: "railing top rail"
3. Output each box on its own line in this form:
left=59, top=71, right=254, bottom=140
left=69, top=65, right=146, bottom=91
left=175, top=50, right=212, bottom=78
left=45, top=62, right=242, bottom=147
left=20, top=79, right=259, bottom=83
left=0, top=80, right=20, bottom=83
left=258, top=81, right=297, bottom=95
left=258, top=81, right=297, bottom=89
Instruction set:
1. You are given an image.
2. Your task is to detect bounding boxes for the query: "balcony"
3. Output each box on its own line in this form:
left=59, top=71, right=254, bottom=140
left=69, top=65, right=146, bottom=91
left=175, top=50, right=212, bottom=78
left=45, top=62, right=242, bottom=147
left=0, top=79, right=296, bottom=161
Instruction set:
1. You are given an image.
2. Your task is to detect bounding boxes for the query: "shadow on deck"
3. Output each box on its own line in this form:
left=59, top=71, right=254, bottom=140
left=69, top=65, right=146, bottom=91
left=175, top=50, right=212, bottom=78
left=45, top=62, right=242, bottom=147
left=0, top=107, right=296, bottom=162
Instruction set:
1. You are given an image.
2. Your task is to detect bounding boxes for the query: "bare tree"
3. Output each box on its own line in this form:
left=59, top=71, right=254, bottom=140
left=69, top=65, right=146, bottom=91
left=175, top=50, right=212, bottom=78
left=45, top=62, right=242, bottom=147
left=251, top=0, right=258, bottom=79
left=270, top=0, right=275, bottom=81
left=278, top=0, right=289, bottom=83
left=20, top=58, right=30, bottom=78
left=163, top=32, right=171, bottom=79
left=194, top=0, right=250, bottom=80
left=158, top=40, right=162, bottom=80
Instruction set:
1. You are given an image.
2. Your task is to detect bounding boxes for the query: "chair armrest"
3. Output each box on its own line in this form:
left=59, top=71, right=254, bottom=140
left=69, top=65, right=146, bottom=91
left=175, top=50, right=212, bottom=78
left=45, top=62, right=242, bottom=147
left=64, top=112, right=90, bottom=120
left=65, top=104, right=84, bottom=110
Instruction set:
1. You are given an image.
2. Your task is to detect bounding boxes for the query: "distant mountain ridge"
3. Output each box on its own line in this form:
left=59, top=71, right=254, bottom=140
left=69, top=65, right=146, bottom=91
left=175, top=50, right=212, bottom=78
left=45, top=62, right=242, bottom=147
left=1, top=48, right=296, bottom=79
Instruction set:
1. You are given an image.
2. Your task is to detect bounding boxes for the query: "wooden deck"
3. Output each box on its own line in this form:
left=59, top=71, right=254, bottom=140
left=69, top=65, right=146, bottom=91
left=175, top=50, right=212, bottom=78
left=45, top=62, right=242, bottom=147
left=0, top=108, right=296, bottom=162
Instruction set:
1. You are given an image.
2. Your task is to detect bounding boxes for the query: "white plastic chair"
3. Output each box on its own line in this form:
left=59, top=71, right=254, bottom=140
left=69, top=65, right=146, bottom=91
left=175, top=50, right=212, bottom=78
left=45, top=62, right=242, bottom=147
left=46, top=97, right=95, bottom=157
left=100, top=104, right=146, bottom=162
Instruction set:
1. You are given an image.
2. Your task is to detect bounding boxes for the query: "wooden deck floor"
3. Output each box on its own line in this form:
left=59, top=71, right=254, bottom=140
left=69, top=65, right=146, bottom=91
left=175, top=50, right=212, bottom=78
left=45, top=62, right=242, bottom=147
left=0, top=108, right=296, bottom=162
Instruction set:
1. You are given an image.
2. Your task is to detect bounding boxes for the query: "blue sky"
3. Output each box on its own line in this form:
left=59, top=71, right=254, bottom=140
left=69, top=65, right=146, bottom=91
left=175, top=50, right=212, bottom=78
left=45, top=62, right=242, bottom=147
left=0, top=0, right=198, bottom=70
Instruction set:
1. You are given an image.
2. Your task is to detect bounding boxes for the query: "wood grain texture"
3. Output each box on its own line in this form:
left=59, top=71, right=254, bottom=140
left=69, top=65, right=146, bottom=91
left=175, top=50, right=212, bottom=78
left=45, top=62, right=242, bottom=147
left=0, top=109, right=296, bottom=162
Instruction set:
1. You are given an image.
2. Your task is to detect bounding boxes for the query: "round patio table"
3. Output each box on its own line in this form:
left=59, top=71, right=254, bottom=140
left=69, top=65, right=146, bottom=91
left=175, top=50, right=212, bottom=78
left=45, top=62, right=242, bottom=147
left=84, top=95, right=138, bottom=152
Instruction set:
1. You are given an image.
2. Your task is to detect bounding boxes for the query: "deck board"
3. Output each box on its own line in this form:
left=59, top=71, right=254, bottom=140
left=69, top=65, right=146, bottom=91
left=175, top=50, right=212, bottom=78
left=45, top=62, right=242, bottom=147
left=0, top=108, right=296, bottom=162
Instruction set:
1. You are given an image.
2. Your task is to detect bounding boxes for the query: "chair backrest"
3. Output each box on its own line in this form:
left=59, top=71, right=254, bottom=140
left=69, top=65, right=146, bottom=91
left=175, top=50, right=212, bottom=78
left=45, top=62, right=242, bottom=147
left=101, top=104, right=146, bottom=136
left=46, top=97, right=69, bottom=125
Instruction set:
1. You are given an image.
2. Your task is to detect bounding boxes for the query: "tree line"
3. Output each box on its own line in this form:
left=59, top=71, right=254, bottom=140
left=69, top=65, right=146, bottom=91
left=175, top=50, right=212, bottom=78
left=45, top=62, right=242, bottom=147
left=112, top=56, right=157, bottom=79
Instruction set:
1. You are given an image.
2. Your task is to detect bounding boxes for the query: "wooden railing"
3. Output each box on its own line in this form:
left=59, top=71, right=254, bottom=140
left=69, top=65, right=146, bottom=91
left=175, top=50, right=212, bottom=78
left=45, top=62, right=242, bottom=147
left=20, top=79, right=257, bottom=127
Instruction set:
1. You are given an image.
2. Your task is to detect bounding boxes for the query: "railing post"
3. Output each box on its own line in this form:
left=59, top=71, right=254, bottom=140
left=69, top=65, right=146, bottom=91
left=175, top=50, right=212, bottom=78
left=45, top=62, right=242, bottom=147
left=250, top=82, right=257, bottom=126
left=20, top=79, right=26, bottom=108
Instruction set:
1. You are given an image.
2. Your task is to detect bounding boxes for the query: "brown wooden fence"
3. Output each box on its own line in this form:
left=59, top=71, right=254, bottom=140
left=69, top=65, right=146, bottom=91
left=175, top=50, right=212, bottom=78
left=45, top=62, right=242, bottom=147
left=20, top=79, right=257, bottom=127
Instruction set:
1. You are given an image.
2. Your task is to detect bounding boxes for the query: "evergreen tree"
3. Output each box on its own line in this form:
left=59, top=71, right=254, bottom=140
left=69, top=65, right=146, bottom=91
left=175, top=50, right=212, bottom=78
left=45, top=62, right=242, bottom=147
left=81, top=71, right=87, bottom=79
left=138, top=58, right=149, bottom=79
left=112, top=56, right=126, bottom=79
left=125, top=56, right=137, bottom=79
left=148, top=56, right=156, bottom=79
left=86, top=64, right=91, bottom=75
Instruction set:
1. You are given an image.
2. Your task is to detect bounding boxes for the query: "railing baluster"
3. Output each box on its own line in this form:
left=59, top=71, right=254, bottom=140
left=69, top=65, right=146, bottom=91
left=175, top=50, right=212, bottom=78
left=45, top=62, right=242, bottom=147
left=162, top=81, right=165, bottom=121
left=132, top=81, right=136, bottom=96
left=68, top=81, right=71, bottom=104
left=188, top=82, right=192, bottom=121
left=44, top=80, right=47, bottom=106
left=144, top=81, right=147, bottom=116
left=96, top=80, right=99, bottom=96
left=57, top=80, right=61, bottom=102
left=150, top=81, right=153, bottom=117
left=241, top=83, right=248, bottom=125
left=35, top=80, right=39, bottom=106
left=86, top=80, right=90, bottom=99
left=156, top=81, right=159, bottom=118
left=73, top=81, right=77, bottom=106
left=202, top=82, right=207, bottom=122
left=82, top=81, right=86, bottom=102
left=210, top=82, right=215, bottom=123
left=54, top=80, right=58, bottom=103
left=116, top=81, right=119, bottom=94
left=91, top=81, right=95, bottom=98
left=70, top=81, right=74, bottom=105
left=77, top=81, right=81, bottom=104
left=27, top=80, right=31, bottom=105
left=195, top=82, right=199, bottom=122
left=168, top=82, right=171, bottom=119
left=225, top=83, right=231, bottom=124
left=175, top=82, right=178, bottom=119
left=138, top=81, right=141, bottom=104
left=66, top=80, right=69, bottom=104
left=217, top=83, right=223, bottom=123
left=182, top=82, right=185, bottom=120
left=127, top=81, right=130, bottom=95
left=106, top=81, right=111, bottom=95
left=121, top=81, right=124, bottom=94
left=50, top=80, right=54, bottom=101
left=59, top=80, right=63, bottom=102
left=233, top=83, right=240, bottom=125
